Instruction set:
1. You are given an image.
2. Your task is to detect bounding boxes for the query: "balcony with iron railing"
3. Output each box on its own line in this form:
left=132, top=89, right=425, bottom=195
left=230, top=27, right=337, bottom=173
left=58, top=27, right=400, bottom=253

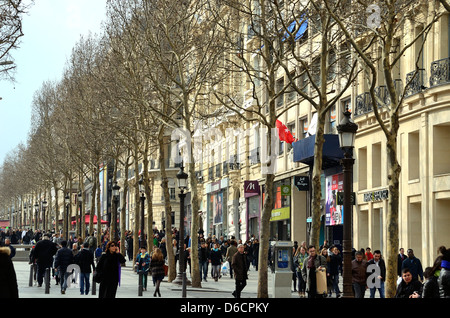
left=429, top=57, right=450, bottom=88
left=405, top=69, right=427, bottom=97
left=354, top=80, right=403, bottom=117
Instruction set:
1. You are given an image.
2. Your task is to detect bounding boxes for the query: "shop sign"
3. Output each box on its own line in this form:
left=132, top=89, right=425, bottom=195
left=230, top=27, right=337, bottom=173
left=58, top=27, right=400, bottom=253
left=294, top=176, right=309, bottom=191
left=280, top=185, right=291, bottom=196
left=244, top=180, right=260, bottom=195
left=270, top=207, right=290, bottom=222
left=363, top=189, right=388, bottom=202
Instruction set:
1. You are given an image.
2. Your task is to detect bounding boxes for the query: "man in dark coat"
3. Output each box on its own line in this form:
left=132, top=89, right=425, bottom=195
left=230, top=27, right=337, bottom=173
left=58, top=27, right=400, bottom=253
left=367, top=250, right=386, bottom=298
left=54, top=240, right=74, bottom=294
left=32, top=234, right=58, bottom=287
left=75, top=242, right=96, bottom=295
left=231, top=244, right=248, bottom=298
left=0, top=246, right=18, bottom=298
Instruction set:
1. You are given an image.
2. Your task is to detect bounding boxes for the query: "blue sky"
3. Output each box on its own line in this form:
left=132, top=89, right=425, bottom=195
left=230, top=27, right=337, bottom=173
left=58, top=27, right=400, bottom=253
left=0, top=0, right=107, bottom=164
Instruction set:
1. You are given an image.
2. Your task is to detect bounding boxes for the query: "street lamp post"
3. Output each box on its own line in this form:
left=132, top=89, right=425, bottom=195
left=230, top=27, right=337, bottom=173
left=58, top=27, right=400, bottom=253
left=42, top=199, right=48, bottom=233
left=138, top=176, right=146, bottom=247
left=112, top=181, right=121, bottom=242
left=78, top=191, right=83, bottom=238
left=34, top=203, right=39, bottom=232
left=65, top=194, right=70, bottom=240
left=172, top=164, right=190, bottom=297
left=337, top=108, right=358, bottom=299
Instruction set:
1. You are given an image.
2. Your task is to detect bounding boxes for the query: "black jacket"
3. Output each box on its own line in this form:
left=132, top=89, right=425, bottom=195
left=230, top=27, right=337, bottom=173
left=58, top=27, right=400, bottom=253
left=439, top=267, right=450, bottom=298
left=210, top=248, right=223, bottom=266
left=75, top=248, right=96, bottom=273
left=32, top=239, right=57, bottom=267
left=367, top=258, right=386, bottom=282
left=395, top=279, right=423, bottom=298
left=0, top=247, right=18, bottom=298
left=54, top=247, right=74, bottom=271
left=422, top=275, right=440, bottom=298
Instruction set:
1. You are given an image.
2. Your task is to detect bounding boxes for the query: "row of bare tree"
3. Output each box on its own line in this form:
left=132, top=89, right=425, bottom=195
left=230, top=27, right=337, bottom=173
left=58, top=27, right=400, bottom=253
left=1, top=0, right=448, bottom=297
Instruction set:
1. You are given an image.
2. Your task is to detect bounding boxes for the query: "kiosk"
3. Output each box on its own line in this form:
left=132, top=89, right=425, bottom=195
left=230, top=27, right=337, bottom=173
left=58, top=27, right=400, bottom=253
left=271, top=241, right=294, bottom=298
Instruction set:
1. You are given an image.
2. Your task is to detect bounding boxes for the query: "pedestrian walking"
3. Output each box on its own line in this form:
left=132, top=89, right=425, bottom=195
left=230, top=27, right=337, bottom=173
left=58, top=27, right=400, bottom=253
left=54, top=240, right=74, bottom=294
left=225, top=240, right=238, bottom=279
left=397, top=248, right=408, bottom=277
left=367, top=250, right=386, bottom=298
left=293, top=245, right=308, bottom=297
left=198, top=240, right=210, bottom=282
left=401, top=249, right=424, bottom=282
left=301, top=245, right=327, bottom=298
left=365, top=247, right=374, bottom=261
left=210, top=242, right=223, bottom=281
left=231, top=244, right=248, bottom=298
left=96, top=241, right=126, bottom=298
left=0, top=246, right=18, bottom=298
left=328, top=246, right=342, bottom=298
left=150, top=247, right=165, bottom=297
left=74, top=242, right=96, bottom=295
left=32, top=234, right=58, bottom=287
left=135, top=246, right=150, bottom=291
left=351, top=251, right=368, bottom=298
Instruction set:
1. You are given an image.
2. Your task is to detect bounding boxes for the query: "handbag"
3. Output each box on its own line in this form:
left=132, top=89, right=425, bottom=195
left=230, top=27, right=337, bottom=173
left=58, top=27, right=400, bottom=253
left=93, top=270, right=103, bottom=283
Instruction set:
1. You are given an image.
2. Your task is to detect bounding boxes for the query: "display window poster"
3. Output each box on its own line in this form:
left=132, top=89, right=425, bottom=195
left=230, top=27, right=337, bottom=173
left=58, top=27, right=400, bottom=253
left=212, top=191, right=223, bottom=225
left=325, top=174, right=344, bottom=226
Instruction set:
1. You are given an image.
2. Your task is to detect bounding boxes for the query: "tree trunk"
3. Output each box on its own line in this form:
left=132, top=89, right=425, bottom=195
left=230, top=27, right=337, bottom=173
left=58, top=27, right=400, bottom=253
left=309, top=112, right=327, bottom=248
left=385, top=125, right=401, bottom=298
left=257, top=173, right=275, bottom=298
left=159, top=128, right=176, bottom=282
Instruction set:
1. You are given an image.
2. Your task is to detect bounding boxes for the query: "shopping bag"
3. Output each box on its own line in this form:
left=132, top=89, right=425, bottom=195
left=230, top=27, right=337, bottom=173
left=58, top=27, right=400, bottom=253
left=221, top=261, right=229, bottom=276
left=316, top=267, right=327, bottom=295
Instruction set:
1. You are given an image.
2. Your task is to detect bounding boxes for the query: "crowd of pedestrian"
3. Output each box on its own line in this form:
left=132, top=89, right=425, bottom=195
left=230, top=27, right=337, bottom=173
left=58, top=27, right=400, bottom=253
left=1, top=225, right=449, bottom=299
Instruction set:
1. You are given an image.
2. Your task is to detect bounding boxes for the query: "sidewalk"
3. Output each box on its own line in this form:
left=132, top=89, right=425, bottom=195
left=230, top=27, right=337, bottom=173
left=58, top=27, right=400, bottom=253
left=12, top=259, right=260, bottom=299
left=12, top=259, right=378, bottom=299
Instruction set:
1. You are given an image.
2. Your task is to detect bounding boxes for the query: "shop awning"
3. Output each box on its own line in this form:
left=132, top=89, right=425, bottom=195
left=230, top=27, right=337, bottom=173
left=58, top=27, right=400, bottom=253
left=292, top=134, right=343, bottom=170
left=71, top=214, right=108, bottom=225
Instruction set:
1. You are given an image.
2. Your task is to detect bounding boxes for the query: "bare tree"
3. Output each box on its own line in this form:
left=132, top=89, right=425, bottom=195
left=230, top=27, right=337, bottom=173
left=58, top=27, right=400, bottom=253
left=0, top=0, right=32, bottom=80
left=325, top=0, right=441, bottom=297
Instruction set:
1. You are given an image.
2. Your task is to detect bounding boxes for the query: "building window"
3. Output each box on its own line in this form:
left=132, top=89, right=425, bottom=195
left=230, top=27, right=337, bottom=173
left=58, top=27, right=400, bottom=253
left=276, top=77, right=284, bottom=108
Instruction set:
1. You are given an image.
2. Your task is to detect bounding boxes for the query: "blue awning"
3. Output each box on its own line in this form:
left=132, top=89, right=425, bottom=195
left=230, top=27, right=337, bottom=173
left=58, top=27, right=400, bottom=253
left=292, top=134, right=343, bottom=170
left=281, top=17, right=308, bottom=42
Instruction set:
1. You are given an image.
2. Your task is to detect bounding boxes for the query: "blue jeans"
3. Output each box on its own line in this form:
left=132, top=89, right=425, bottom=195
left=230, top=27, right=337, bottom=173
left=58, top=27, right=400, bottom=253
left=199, top=261, right=209, bottom=280
left=330, top=274, right=341, bottom=296
left=59, top=269, right=69, bottom=291
left=370, top=280, right=385, bottom=298
left=80, top=272, right=91, bottom=295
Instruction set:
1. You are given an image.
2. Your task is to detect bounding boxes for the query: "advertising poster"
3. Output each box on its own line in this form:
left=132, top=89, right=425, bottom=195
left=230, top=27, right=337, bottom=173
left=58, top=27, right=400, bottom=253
left=325, top=174, right=344, bottom=226
left=213, top=192, right=223, bottom=225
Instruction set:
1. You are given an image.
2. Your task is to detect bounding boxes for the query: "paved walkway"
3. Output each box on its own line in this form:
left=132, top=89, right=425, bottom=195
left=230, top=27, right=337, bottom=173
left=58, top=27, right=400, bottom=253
left=12, top=259, right=379, bottom=299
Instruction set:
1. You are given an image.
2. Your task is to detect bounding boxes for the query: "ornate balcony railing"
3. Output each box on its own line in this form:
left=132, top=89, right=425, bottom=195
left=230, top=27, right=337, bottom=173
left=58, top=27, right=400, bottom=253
left=430, top=57, right=450, bottom=87
left=354, top=80, right=403, bottom=117
left=405, top=69, right=426, bottom=97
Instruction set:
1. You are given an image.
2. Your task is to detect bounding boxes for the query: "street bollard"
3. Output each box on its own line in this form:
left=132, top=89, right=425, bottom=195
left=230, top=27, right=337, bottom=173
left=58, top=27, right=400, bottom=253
left=45, top=268, right=50, bottom=294
left=29, top=264, right=33, bottom=287
left=138, top=272, right=143, bottom=296
left=92, top=272, right=96, bottom=295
